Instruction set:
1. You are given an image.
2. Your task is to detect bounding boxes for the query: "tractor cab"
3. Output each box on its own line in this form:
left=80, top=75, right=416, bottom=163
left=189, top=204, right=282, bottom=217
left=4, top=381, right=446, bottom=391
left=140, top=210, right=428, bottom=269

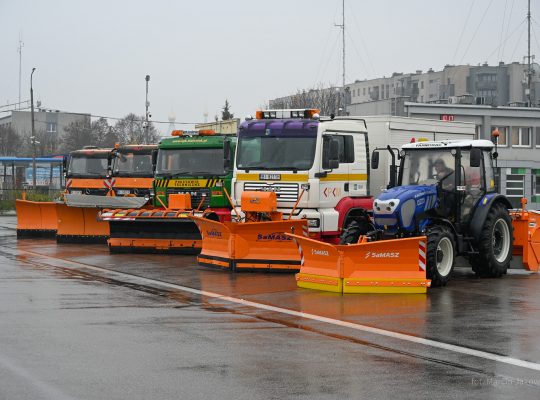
left=373, top=140, right=496, bottom=235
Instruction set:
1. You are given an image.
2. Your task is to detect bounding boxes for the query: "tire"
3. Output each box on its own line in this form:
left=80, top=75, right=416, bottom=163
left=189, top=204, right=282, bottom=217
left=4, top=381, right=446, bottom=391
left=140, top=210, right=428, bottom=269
left=339, top=218, right=374, bottom=245
left=471, top=203, right=513, bottom=278
left=340, top=220, right=362, bottom=244
left=426, top=225, right=456, bottom=287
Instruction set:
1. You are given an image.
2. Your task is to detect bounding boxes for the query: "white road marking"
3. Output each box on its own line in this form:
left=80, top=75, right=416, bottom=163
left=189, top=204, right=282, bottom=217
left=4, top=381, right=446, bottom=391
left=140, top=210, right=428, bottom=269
left=13, top=247, right=540, bottom=373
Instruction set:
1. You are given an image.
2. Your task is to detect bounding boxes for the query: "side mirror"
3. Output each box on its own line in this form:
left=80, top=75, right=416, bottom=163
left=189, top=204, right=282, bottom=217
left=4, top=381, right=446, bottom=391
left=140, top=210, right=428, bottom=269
left=151, top=149, right=158, bottom=171
left=62, top=156, right=68, bottom=174
left=371, top=151, right=380, bottom=169
left=470, top=148, right=482, bottom=168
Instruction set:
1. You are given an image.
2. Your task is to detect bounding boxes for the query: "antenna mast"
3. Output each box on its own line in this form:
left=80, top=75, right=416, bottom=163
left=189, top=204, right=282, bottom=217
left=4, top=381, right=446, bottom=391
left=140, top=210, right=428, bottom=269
left=527, top=0, right=531, bottom=106
left=334, top=0, right=345, bottom=114
left=341, top=0, right=346, bottom=87
left=17, top=34, right=24, bottom=110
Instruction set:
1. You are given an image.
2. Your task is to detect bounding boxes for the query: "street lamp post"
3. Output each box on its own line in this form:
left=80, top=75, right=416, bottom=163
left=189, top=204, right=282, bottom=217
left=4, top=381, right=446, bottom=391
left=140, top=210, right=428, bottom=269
left=145, top=75, right=150, bottom=144
left=30, top=67, right=36, bottom=189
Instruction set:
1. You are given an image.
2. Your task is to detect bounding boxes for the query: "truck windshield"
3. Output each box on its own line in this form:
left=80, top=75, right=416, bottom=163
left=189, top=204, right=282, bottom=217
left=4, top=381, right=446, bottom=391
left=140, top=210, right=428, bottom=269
left=68, top=155, right=108, bottom=177
left=156, top=148, right=225, bottom=177
left=401, top=149, right=455, bottom=187
left=113, top=151, right=153, bottom=177
left=237, top=136, right=316, bottom=170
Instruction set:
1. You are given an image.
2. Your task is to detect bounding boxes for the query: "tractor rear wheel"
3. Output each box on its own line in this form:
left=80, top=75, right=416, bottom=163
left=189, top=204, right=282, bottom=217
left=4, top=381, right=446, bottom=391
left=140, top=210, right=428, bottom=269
left=426, top=225, right=456, bottom=287
left=471, top=203, right=513, bottom=277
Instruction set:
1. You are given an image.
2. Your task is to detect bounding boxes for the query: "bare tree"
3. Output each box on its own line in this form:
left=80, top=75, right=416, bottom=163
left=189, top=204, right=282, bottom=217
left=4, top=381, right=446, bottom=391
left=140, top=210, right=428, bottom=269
left=60, top=120, right=95, bottom=152
left=36, top=128, right=60, bottom=156
left=114, top=113, right=159, bottom=144
left=93, top=118, right=118, bottom=148
left=269, top=84, right=347, bottom=116
left=0, top=125, right=22, bottom=156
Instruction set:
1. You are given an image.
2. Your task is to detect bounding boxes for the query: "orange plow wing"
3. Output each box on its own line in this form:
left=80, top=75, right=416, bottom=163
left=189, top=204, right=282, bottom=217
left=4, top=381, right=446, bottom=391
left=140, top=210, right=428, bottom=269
left=16, top=200, right=58, bottom=238
left=511, top=210, right=540, bottom=272
left=56, top=204, right=109, bottom=243
left=289, top=234, right=431, bottom=294
left=191, top=216, right=308, bottom=271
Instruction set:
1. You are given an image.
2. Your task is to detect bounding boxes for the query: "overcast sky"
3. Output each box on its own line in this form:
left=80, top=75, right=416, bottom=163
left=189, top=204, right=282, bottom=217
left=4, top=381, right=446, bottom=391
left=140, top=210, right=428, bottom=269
left=1, top=0, right=539, bottom=133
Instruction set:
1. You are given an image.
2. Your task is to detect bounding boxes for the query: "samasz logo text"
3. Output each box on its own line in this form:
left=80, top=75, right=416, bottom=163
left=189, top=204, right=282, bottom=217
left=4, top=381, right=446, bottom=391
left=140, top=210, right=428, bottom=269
left=364, top=251, right=400, bottom=259
left=256, top=232, right=291, bottom=242
left=206, top=229, right=222, bottom=238
left=311, top=249, right=329, bottom=256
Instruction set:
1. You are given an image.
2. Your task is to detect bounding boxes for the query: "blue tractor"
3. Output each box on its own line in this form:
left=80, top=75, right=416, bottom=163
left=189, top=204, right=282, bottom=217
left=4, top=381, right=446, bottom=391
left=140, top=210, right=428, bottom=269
left=342, top=139, right=514, bottom=287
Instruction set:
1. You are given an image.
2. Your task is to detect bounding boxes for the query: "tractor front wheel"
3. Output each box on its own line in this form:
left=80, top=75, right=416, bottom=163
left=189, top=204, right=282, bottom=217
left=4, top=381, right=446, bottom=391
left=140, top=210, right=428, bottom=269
left=471, top=203, right=513, bottom=277
left=426, top=225, right=456, bottom=287
left=339, top=218, right=374, bottom=245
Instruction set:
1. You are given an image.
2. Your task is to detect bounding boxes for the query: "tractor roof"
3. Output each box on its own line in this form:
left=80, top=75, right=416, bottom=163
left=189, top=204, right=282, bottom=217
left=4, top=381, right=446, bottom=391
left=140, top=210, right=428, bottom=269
left=402, top=139, right=494, bottom=150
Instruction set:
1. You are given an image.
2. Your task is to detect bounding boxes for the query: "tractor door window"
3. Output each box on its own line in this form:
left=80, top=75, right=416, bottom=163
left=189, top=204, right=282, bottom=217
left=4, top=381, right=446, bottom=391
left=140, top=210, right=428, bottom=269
left=460, top=150, right=485, bottom=222
left=460, top=151, right=484, bottom=190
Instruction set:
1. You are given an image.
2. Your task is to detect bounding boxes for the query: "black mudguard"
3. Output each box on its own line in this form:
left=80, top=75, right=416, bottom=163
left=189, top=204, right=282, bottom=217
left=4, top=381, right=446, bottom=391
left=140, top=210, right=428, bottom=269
left=469, top=194, right=512, bottom=242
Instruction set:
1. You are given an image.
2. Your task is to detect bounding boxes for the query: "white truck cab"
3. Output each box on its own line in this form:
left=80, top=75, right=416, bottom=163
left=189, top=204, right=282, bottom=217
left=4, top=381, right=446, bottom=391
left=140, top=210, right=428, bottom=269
left=232, top=109, right=373, bottom=242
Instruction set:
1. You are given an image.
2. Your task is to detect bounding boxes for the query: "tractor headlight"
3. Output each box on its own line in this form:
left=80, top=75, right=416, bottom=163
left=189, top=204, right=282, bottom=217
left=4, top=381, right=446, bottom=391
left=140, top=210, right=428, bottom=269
left=307, top=218, right=320, bottom=228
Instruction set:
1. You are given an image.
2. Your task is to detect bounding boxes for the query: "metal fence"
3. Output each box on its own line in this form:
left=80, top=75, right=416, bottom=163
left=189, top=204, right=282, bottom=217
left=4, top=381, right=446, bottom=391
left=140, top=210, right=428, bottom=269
left=0, top=188, right=62, bottom=213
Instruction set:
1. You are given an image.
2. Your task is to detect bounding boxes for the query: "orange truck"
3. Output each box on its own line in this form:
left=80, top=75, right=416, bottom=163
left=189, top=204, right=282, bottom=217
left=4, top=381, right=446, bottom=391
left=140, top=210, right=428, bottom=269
left=16, top=145, right=156, bottom=242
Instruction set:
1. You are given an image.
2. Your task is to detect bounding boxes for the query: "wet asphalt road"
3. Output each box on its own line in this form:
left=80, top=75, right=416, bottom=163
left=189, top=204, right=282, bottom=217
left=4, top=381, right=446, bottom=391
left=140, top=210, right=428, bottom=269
left=1, top=216, right=540, bottom=399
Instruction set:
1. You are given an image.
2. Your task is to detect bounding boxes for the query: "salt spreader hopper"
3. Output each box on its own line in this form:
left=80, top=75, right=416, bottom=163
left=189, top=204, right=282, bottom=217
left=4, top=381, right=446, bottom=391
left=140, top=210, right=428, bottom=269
left=192, top=190, right=308, bottom=271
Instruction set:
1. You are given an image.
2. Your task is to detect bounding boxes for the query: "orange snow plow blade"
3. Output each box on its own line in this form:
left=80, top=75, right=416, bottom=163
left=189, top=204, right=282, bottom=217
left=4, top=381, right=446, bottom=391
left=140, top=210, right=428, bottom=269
left=56, top=203, right=109, bottom=243
left=16, top=200, right=58, bottom=238
left=289, top=234, right=431, bottom=294
left=99, top=209, right=202, bottom=254
left=511, top=208, right=540, bottom=272
left=192, top=216, right=308, bottom=271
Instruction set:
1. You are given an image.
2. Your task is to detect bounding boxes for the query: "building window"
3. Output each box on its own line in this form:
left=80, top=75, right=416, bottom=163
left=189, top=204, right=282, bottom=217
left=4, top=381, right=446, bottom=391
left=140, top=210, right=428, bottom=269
left=536, top=127, right=540, bottom=147
left=46, top=122, right=57, bottom=133
left=534, top=171, right=540, bottom=203
left=363, top=87, right=366, bottom=95
left=492, top=126, right=508, bottom=146
left=420, top=81, right=424, bottom=89
left=506, top=169, right=526, bottom=208
left=511, top=127, right=531, bottom=147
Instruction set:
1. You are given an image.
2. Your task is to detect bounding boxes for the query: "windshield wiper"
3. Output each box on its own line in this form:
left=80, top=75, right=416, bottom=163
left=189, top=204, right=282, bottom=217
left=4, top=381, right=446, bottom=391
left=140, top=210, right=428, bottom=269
left=238, top=163, right=269, bottom=171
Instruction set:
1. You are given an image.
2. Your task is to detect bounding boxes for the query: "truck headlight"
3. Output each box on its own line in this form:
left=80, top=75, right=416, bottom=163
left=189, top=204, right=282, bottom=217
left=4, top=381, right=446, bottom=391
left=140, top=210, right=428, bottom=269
left=307, top=218, right=320, bottom=228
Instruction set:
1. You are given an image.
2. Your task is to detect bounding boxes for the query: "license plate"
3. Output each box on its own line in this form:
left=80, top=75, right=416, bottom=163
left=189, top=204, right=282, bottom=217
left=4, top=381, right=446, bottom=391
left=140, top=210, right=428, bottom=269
left=259, top=173, right=281, bottom=181
left=71, top=190, right=82, bottom=195
left=116, top=189, right=130, bottom=195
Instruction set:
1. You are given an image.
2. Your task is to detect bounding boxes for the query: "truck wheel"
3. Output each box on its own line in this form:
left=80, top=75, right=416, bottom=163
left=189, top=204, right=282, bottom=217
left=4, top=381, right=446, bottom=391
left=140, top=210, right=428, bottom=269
left=471, top=203, right=512, bottom=277
left=426, top=225, right=455, bottom=287
left=339, top=219, right=374, bottom=245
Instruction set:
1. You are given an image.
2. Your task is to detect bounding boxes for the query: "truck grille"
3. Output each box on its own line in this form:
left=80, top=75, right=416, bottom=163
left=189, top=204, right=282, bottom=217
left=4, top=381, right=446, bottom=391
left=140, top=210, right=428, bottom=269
left=243, top=182, right=299, bottom=202
left=69, top=188, right=109, bottom=196
left=166, top=188, right=211, bottom=209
